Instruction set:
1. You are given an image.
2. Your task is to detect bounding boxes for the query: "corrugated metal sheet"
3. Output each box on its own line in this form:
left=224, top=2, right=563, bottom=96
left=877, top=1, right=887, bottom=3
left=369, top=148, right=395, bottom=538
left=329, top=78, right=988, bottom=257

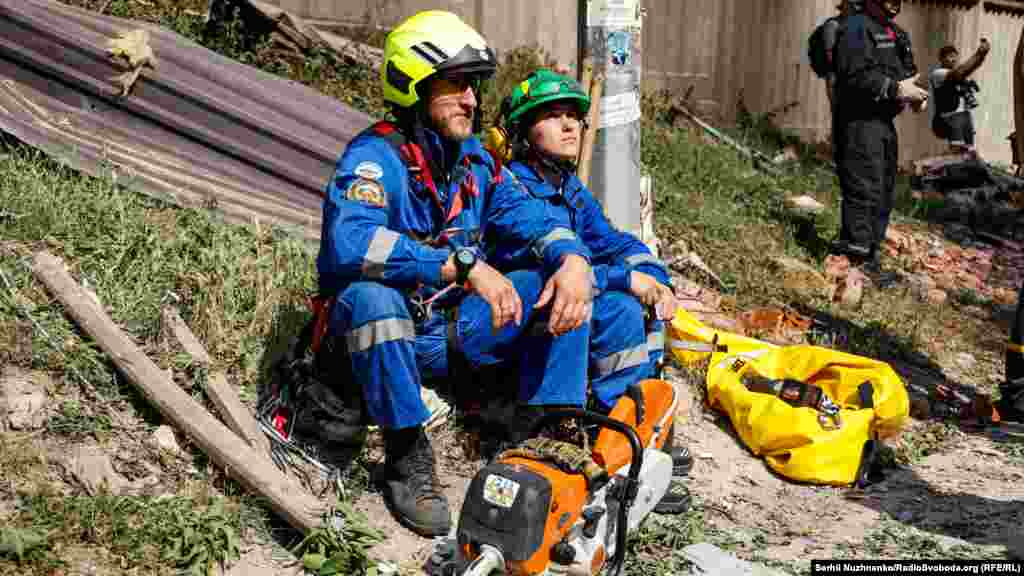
left=0, top=0, right=375, bottom=239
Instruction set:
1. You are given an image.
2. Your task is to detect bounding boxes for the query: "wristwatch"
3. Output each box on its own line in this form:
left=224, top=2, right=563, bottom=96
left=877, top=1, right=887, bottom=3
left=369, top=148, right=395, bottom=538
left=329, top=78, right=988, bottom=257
left=454, top=247, right=478, bottom=285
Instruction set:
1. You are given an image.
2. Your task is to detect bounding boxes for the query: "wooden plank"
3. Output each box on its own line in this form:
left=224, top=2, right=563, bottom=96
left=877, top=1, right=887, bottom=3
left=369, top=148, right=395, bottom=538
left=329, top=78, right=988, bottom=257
left=32, top=252, right=323, bottom=534
left=161, top=307, right=273, bottom=456
left=576, top=74, right=603, bottom=188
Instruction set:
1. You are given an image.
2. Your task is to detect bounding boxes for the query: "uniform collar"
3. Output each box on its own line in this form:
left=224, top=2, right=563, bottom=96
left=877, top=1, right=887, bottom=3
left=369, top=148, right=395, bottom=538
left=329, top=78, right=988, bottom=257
left=509, top=160, right=581, bottom=199
left=419, top=126, right=489, bottom=175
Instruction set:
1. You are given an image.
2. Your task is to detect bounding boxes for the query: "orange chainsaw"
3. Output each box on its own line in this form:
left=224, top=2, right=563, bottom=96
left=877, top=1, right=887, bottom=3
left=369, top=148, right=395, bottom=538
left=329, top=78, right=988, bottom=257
left=439, top=378, right=679, bottom=576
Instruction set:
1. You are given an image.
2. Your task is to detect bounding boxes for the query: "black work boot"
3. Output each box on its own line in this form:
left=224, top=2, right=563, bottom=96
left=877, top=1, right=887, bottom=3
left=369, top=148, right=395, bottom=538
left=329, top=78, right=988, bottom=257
left=378, top=426, right=451, bottom=537
left=996, top=380, right=1024, bottom=423
left=507, top=404, right=581, bottom=447
left=862, top=252, right=901, bottom=289
left=830, top=239, right=871, bottom=262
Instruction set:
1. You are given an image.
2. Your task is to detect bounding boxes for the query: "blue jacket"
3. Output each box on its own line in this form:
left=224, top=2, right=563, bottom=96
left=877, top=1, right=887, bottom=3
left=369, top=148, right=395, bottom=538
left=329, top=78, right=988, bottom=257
left=504, top=161, right=670, bottom=293
left=317, top=126, right=590, bottom=298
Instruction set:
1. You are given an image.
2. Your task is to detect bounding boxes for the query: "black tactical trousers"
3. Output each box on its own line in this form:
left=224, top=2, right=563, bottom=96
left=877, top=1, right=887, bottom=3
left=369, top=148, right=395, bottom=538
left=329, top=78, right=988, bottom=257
left=836, top=118, right=898, bottom=259
left=1004, top=282, right=1024, bottom=400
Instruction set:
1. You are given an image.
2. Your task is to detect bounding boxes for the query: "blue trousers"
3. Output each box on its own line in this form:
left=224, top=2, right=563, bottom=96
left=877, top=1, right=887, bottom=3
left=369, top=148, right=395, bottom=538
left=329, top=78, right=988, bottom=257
left=327, top=270, right=589, bottom=429
left=588, top=291, right=664, bottom=411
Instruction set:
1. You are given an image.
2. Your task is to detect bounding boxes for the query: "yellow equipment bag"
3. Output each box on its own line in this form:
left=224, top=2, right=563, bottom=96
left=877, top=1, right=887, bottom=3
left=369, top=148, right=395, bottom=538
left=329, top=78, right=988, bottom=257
left=667, top=307, right=777, bottom=366
left=668, top=308, right=911, bottom=486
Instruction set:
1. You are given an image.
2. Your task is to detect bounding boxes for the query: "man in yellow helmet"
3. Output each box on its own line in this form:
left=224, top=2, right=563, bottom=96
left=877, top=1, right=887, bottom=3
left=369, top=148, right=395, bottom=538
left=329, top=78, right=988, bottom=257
left=312, top=11, right=595, bottom=537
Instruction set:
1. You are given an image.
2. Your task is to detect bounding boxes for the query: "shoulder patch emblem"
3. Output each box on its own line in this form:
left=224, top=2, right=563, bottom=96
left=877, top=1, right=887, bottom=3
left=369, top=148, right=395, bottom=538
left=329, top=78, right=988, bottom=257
left=354, top=161, right=384, bottom=180
left=345, top=178, right=387, bottom=208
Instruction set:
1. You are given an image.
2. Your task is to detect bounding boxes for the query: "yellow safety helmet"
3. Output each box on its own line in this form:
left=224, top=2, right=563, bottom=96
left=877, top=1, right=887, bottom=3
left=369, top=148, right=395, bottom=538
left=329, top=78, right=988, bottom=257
left=382, top=10, right=497, bottom=109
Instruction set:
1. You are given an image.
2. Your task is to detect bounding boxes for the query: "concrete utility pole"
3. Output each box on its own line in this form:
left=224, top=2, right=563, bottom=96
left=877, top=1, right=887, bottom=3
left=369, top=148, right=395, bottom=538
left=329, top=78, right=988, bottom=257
left=578, top=0, right=645, bottom=238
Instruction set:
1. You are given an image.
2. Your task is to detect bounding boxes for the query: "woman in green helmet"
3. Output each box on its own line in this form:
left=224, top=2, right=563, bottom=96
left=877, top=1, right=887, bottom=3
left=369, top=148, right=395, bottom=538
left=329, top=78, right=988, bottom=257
left=491, top=69, right=679, bottom=414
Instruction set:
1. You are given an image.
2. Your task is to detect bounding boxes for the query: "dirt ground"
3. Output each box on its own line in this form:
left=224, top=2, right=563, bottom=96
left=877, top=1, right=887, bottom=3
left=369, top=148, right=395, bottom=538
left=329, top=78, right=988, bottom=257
left=3, top=221, right=1022, bottom=576
left=342, top=370, right=1023, bottom=575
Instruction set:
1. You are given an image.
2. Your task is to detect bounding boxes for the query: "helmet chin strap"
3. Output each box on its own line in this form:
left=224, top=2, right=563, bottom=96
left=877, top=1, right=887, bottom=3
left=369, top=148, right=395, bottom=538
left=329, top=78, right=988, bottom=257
left=408, top=81, right=487, bottom=185
left=525, top=142, right=576, bottom=187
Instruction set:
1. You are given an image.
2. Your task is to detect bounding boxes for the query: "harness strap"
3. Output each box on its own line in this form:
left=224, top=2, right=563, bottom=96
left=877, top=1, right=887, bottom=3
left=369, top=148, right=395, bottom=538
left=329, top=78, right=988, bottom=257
left=740, top=373, right=828, bottom=411
left=369, top=120, right=482, bottom=243
left=307, top=294, right=335, bottom=355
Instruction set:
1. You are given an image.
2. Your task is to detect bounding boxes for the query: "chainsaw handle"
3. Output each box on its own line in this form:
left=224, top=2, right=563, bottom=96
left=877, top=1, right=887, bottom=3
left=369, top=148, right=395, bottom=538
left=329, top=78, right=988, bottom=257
left=523, top=408, right=641, bottom=576
left=524, top=409, right=643, bottom=478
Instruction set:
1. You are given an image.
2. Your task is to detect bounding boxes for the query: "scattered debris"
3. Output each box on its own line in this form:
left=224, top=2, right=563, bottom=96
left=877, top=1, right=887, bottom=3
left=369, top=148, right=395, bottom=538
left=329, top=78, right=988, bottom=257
left=106, top=29, right=157, bottom=96
left=955, top=352, right=977, bottom=372
left=677, top=104, right=781, bottom=175
left=771, top=255, right=832, bottom=300
left=162, top=307, right=272, bottom=456
left=822, top=254, right=865, bottom=307
left=0, top=367, right=49, bottom=431
left=905, top=377, right=998, bottom=424
left=881, top=223, right=1022, bottom=303
left=772, top=146, right=800, bottom=165
left=669, top=250, right=726, bottom=290
left=784, top=194, right=826, bottom=218
left=65, top=444, right=129, bottom=495
left=207, top=0, right=384, bottom=68
left=672, top=274, right=739, bottom=333
left=682, top=543, right=789, bottom=576
left=737, top=307, right=811, bottom=345
left=926, top=288, right=948, bottom=306
left=150, top=424, right=182, bottom=456
left=993, top=286, right=1018, bottom=305
left=910, top=154, right=1024, bottom=239
left=32, top=251, right=325, bottom=533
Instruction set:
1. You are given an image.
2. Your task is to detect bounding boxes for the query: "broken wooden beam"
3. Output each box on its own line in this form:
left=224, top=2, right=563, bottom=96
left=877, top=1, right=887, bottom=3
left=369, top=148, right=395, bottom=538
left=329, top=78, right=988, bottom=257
left=678, top=105, right=780, bottom=175
left=161, top=307, right=273, bottom=456
left=32, top=251, right=323, bottom=533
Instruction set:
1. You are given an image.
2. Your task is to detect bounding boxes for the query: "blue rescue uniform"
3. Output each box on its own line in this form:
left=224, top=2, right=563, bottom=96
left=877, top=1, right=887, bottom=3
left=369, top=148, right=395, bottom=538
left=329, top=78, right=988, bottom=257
left=504, top=161, right=670, bottom=411
left=317, top=124, right=592, bottom=429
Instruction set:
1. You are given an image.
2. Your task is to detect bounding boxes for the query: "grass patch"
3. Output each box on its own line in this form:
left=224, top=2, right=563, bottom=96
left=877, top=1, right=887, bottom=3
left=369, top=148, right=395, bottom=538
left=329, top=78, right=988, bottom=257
left=833, top=518, right=1007, bottom=560
left=0, top=434, right=52, bottom=494
left=642, top=116, right=840, bottom=306
left=622, top=508, right=704, bottom=575
left=0, top=146, right=316, bottom=392
left=892, top=421, right=961, bottom=465
left=290, top=501, right=384, bottom=576
left=0, top=494, right=241, bottom=576
left=46, top=399, right=113, bottom=439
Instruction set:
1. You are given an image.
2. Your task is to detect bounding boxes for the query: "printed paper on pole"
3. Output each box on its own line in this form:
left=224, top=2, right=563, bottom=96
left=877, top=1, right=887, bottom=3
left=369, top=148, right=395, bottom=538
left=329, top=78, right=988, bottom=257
left=599, top=91, right=641, bottom=129
left=587, top=0, right=641, bottom=28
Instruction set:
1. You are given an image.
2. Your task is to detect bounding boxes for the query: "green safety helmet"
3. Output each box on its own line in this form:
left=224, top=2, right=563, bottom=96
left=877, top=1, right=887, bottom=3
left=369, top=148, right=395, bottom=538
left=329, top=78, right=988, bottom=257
left=501, top=69, right=591, bottom=137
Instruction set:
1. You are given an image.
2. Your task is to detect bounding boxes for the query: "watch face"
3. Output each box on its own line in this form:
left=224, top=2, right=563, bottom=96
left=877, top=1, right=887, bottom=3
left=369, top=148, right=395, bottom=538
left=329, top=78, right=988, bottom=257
left=458, top=250, right=475, bottom=266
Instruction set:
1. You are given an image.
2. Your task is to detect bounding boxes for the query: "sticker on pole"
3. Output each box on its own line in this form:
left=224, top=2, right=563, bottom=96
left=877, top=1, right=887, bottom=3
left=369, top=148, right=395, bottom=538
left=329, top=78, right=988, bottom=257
left=608, top=30, right=632, bottom=66
left=599, top=91, right=642, bottom=129
left=483, top=474, right=521, bottom=508
left=588, top=0, right=641, bottom=28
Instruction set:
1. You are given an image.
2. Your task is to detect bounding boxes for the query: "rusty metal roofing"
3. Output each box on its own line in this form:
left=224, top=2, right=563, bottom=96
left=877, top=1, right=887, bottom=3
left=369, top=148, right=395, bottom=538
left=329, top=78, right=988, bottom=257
left=0, top=0, right=376, bottom=240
